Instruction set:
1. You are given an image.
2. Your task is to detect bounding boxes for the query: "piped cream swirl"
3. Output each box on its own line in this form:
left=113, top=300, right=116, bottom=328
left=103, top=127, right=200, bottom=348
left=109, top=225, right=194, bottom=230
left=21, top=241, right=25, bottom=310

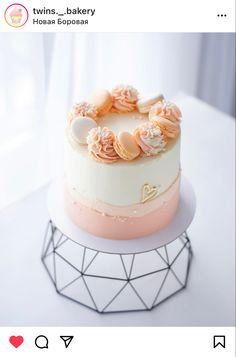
left=149, top=100, right=182, bottom=123
left=87, top=127, right=120, bottom=164
left=111, top=85, right=139, bottom=113
left=134, top=122, right=167, bottom=156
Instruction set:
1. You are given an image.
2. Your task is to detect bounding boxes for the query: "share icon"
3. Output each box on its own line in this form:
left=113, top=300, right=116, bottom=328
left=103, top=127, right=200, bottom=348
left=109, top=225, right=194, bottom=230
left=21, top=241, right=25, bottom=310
left=60, top=336, right=74, bottom=348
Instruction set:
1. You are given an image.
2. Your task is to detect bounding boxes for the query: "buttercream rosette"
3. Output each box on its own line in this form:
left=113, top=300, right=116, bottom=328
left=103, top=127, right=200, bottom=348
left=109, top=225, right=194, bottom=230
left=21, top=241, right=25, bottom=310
left=87, top=127, right=120, bottom=164
left=111, top=85, right=139, bottom=113
left=134, top=122, right=167, bottom=156
left=68, top=101, right=98, bottom=123
left=149, top=100, right=182, bottom=123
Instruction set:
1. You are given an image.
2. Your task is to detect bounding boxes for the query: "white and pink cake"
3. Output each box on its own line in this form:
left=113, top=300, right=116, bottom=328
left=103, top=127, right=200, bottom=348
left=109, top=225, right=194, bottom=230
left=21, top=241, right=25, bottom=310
left=64, top=85, right=181, bottom=240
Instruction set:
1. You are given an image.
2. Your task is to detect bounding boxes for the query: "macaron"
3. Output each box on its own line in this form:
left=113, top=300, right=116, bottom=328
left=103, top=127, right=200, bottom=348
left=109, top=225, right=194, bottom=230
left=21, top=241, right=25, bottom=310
left=114, top=132, right=141, bottom=160
left=70, top=116, right=97, bottom=144
left=152, top=116, right=180, bottom=139
left=88, top=89, right=113, bottom=116
left=137, top=93, right=164, bottom=113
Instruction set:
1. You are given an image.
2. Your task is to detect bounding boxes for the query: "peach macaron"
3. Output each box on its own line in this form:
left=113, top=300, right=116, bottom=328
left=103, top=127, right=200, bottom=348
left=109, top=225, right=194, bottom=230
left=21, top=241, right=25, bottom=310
left=114, top=132, right=141, bottom=160
left=88, top=89, right=113, bottom=116
left=151, top=116, right=180, bottom=139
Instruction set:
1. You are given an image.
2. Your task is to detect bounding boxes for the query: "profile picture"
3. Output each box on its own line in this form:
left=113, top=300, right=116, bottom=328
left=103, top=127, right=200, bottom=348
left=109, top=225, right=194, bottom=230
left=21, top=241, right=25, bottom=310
left=4, top=3, right=29, bottom=28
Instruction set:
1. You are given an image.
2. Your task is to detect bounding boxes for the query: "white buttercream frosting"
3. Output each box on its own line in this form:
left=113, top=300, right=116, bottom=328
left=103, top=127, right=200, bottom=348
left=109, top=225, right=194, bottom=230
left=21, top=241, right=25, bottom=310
left=65, top=111, right=180, bottom=206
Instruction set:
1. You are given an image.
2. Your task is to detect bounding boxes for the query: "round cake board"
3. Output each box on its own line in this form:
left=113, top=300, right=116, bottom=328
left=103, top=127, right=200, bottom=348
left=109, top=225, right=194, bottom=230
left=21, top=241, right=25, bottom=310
left=47, top=176, right=196, bottom=254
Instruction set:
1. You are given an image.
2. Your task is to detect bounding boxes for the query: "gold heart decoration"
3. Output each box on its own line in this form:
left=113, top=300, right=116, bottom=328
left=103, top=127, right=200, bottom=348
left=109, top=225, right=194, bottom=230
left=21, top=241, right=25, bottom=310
left=141, top=183, right=160, bottom=203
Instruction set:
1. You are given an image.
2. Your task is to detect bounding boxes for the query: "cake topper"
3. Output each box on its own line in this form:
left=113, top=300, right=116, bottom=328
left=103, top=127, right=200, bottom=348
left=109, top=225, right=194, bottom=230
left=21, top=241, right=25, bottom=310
left=141, top=183, right=160, bottom=203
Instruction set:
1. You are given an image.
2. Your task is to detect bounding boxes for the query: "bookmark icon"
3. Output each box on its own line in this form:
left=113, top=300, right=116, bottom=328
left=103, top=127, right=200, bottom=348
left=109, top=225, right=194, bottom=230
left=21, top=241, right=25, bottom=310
left=60, top=336, right=74, bottom=348
left=213, top=335, right=226, bottom=349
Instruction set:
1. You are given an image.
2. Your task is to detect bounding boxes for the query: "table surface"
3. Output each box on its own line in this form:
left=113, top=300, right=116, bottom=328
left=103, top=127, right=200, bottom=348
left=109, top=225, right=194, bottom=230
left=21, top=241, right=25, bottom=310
left=0, top=94, right=235, bottom=326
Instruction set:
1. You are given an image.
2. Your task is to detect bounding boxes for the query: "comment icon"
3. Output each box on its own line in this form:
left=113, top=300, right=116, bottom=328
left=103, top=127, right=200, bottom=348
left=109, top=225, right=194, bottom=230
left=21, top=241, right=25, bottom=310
left=35, top=335, right=49, bottom=349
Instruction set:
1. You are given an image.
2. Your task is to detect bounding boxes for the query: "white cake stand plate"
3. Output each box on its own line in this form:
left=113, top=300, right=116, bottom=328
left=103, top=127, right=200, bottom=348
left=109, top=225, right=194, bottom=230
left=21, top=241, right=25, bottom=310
left=42, top=176, right=196, bottom=313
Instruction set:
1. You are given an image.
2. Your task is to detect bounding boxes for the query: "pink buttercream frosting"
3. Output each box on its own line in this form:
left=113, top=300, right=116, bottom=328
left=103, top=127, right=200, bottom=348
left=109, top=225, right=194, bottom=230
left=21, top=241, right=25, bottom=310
left=65, top=176, right=180, bottom=240
left=111, top=85, right=139, bottom=112
left=87, top=127, right=120, bottom=163
left=68, top=101, right=98, bottom=122
left=149, top=100, right=182, bottom=123
left=67, top=174, right=180, bottom=218
left=134, top=122, right=167, bottom=156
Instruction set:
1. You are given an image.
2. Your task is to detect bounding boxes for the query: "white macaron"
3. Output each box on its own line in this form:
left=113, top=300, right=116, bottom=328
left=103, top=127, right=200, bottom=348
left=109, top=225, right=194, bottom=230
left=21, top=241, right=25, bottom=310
left=70, top=116, right=97, bottom=144
left=137, top=93, right=164, bottom=113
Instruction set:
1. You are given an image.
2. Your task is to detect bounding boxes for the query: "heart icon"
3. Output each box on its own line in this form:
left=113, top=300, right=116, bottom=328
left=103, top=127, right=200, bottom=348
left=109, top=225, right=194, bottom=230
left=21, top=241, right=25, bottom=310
left=141, top=183, right=159, bottom=203
left=9, top=336, right=24, bottom=348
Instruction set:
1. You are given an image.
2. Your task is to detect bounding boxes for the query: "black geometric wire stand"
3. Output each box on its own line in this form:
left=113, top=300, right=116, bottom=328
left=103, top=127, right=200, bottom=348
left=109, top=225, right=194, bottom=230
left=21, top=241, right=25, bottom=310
left=42, top=220, right=193, bottom=313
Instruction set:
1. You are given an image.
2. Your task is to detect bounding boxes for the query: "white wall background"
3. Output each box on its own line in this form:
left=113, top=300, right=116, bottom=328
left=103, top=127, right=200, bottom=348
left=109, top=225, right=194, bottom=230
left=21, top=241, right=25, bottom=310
left=0, top=33, right=235, bottom=209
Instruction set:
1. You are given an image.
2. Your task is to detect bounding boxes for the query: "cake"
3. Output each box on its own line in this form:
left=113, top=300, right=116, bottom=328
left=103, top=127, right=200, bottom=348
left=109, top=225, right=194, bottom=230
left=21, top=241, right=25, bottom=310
left=64, top=85, right=182, bottom=240
left=10, top=6, right=23, bottom=24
